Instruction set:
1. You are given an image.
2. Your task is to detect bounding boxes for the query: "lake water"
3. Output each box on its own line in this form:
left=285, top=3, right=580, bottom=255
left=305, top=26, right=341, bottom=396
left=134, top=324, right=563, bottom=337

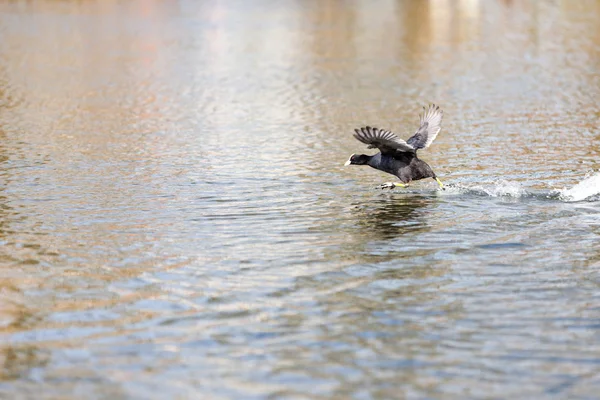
left=1, top=0, right=600, bottom=398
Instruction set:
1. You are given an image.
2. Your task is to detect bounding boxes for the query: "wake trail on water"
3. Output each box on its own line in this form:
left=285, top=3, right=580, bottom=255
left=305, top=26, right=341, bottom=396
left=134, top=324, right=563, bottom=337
left=439, top=172, right=600, bottom=202
left=558, top=172, right=600, bottom=202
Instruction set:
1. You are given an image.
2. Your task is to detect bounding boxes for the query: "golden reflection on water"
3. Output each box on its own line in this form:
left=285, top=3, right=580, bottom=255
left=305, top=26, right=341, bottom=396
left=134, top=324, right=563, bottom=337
left=1, top=0, right=600, bottom=397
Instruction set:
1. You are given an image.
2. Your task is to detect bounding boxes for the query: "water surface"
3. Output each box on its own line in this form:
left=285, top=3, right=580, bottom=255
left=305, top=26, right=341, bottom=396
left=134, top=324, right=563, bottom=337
left=1, top=0, right=600, bottom=398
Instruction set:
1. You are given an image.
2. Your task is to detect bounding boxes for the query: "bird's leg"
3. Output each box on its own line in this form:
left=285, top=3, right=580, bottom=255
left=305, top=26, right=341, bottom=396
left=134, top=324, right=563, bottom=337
left=379, top=182, right=408, bottom=189
left=434, top=177, right=444, bottom=189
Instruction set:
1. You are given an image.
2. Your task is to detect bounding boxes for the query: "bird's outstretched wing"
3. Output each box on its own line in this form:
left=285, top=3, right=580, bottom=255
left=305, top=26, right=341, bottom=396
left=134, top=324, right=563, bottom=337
left=353, top=126, right=415, bottom=155
left=406, top=104, right=443, bottom=150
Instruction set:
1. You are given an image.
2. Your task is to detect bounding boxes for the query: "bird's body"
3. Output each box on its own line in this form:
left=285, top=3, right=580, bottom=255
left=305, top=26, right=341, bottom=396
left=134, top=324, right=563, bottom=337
left=367, top=152, right=434, bottom=183
left=344, top=104, right=444, bottom=189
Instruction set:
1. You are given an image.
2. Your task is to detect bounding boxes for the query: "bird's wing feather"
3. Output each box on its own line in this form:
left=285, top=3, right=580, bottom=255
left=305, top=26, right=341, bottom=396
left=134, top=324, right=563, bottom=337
left=406, top=104, right=443, bottom=150
left=353, top=126, right=415, bottom=154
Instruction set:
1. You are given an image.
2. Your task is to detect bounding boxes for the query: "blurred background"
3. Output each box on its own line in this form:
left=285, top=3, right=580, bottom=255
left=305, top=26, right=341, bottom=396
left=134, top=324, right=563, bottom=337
left=0, top=0, right=599, bottom=398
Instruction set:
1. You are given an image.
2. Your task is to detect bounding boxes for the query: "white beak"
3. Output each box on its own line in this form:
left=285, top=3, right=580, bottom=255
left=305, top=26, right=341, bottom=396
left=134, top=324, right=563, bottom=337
left=344, top=160, right=351, bottom=166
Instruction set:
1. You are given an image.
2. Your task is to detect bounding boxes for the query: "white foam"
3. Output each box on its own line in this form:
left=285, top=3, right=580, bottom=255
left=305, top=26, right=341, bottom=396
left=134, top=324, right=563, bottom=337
left=449, top=180, right=525, bottom=198
left=439, top=174, right=600, bottom=202
left=558, top=172, right=600, bottom=202
left=481, top=180, right=524, bottom=198
left=437, top=180, right=526, bottom=199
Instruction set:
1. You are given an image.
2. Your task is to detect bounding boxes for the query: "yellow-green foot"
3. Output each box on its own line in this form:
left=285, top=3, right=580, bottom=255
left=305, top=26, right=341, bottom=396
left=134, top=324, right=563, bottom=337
left=379, top=182, right=408, bottom=189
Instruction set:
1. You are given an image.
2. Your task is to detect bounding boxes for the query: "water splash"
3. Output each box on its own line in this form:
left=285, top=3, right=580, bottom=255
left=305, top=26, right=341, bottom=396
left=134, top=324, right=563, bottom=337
left=441, top=179, right=526, bottom=199
left=558, top=172, right=600, bottom=202
left=440, top=174, right=600, bottom=202
left=478, top=180, right=524, bottom=198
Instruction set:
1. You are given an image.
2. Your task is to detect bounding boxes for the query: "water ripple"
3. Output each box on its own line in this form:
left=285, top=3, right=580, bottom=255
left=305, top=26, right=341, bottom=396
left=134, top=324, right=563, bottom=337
left=1, top=0, right=600, bottom=398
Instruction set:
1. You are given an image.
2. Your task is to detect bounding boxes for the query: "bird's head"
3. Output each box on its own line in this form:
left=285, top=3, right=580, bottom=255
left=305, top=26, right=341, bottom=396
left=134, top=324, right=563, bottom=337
left=344, top=154, right=370, bottom=166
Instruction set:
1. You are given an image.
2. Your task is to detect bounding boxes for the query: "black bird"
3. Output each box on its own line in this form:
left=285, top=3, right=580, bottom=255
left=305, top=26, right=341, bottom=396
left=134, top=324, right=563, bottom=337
left=344, top=104, right=444, bottom=189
